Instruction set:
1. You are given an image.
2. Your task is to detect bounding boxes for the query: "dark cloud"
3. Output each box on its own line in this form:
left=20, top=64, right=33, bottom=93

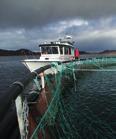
left=0, top=0, right=116, bottom=51
left=0, top=0, right=116, bottom=28
left=77, top=37, right=116, bottom=51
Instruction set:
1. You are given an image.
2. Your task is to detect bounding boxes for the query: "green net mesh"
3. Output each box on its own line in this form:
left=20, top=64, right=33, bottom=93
left=21, top=57, right=116, bottom=139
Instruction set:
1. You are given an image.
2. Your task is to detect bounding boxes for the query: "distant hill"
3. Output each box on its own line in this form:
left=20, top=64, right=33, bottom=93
left=100, top=50, right=116, bottom=54
left=0, top=49, right=41, bottom=56
left=79, top=51, right=90, bottom=54
left=0, top=49, right=89, bottom=56
left=80, top=50, right=116, bottom=55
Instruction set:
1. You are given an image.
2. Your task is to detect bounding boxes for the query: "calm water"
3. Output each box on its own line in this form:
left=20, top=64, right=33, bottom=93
left=0, top=56, right=30, bottom=95
left=0, top=56, right=116, bottom=138
left=63, top=66, right=116, bottom=138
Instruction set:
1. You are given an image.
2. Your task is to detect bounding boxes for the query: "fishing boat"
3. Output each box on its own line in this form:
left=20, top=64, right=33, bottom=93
left=16, top=37, right=79, bottom=138
left=22, top=36, right=79, bottom=73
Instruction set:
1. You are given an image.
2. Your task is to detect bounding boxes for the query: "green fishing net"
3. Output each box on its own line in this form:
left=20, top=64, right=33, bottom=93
left=21, top=57, right=116, bottom=139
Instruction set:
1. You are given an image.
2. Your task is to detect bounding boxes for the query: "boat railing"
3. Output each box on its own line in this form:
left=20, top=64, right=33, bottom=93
left=0, top=59, right=78, bottom=138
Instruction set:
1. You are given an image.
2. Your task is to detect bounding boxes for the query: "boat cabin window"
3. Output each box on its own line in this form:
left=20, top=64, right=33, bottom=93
left=41, top=46, right=58, bottom=54
left=52, top=47, right=58, bottom=54
left=59, top=47, right=63, bottom=54
left=69, top=48, right=71, bottom=55
left=64, top=47, right=71, bottom=55
left=71, top=48, right=74, bottom=55
left=64, top=47, right=68, bottom=54
left=41, top=47, right=49, bottom=54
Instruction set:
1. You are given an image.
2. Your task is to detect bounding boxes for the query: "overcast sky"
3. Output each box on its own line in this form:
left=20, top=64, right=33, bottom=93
left=1, top=0, right=116, bottom=51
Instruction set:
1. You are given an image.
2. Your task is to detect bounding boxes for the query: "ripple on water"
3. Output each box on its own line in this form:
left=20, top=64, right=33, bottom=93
left=63, top=66, right=116, bottom=139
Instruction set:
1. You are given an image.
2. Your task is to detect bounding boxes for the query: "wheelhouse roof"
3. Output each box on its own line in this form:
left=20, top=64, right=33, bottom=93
left=39, top=42, right=74, bottom=48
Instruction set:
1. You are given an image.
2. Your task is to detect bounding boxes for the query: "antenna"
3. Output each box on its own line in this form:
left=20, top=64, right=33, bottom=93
left=65, top=35, right=72, bottom=39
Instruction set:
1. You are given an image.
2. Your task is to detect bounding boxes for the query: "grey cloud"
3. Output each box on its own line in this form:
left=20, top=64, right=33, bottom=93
left=0, top=0, right=116, bottom=28
left=77, top=37, right=116, bottom=51
left=1, top=26, right=116, bottom=51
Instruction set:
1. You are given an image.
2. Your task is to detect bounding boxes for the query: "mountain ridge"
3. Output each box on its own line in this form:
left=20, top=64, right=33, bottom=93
left=0, top=49, right=116, bottom=56
left=0, top=49, right=40, bottom=56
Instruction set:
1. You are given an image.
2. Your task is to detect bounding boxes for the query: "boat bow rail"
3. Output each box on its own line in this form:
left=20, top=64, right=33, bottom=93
left=0, top=60, right=77, bottom=139
left=0, top=65, right=52, bottom=121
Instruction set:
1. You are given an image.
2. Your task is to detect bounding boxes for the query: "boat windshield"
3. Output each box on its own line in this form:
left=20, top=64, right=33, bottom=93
left=41, top=46, right=58, bottom=54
